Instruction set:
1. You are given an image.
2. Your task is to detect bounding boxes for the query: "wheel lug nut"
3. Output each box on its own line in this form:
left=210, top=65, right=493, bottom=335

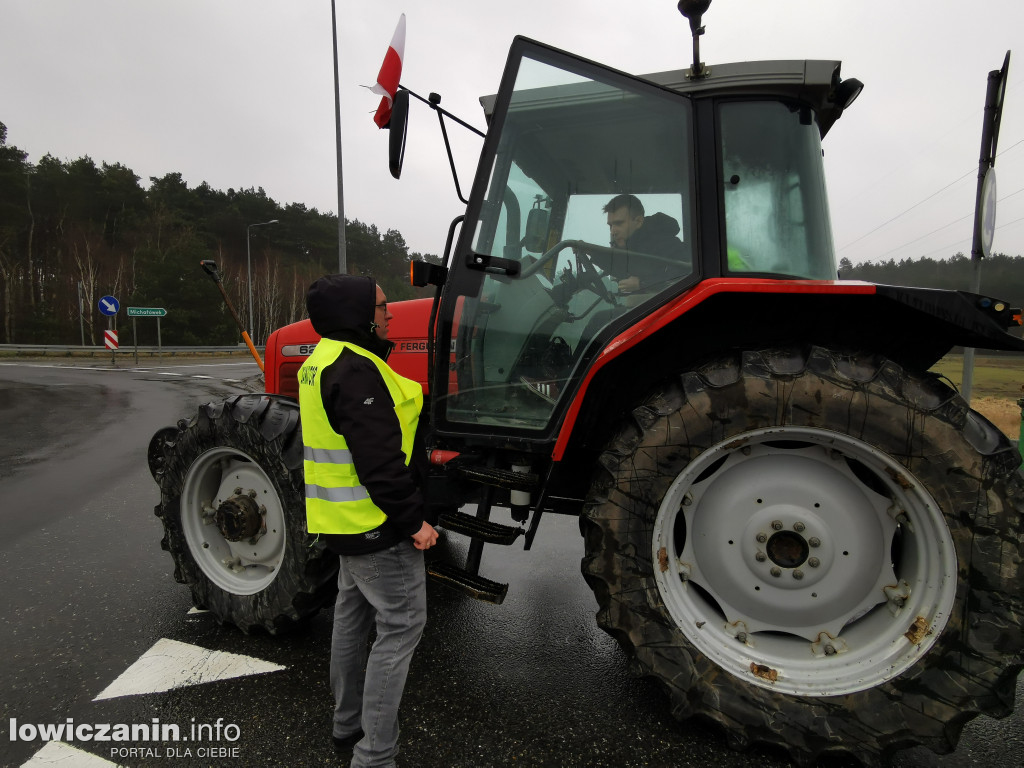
left=809, top=537, right=821, bottom=548
left=771, top=520, right=783, bottom=531
left=770, top=567, right=782, bottom=577
left=756, top=532, right=768, bottom=543
left=736, top=632, right=748, bottom=643
left=793, top=521, right=805, bottom=532
left=793, top=570, right=804, bottom=580
left=824, top=644, right=837, bottom=656
left=755, top=552, right=767, bottom=562
left=233, top=487, right=243, bottom=495
left=808, top=557, right=820, bottom=568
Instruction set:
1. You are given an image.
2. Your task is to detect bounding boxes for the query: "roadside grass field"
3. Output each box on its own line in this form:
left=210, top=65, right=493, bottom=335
left=931, top=354, right=1024, bottom=439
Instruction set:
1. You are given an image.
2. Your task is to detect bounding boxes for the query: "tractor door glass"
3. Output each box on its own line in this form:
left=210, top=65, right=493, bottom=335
left=720, top=101, right=837, bottom=279
left=445, top=49, right=694, bottom=431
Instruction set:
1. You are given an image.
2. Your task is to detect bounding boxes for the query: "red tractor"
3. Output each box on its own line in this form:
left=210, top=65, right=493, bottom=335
left=150, top=4, right=1024, bottom=764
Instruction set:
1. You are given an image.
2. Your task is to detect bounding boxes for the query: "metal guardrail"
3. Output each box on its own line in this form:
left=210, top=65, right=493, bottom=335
left=0, top=344, right=262, bottom=357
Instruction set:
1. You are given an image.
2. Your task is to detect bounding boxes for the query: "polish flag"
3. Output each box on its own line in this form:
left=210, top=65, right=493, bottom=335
left=372, top=14, right=406, bottom=128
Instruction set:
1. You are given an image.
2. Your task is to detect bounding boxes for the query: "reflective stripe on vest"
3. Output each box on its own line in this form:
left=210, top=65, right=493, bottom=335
left=303, top=446, right=354, bottom=465
left=304, top=483, right=370, bottom=503
left=298, top=338, right=423, bottom=535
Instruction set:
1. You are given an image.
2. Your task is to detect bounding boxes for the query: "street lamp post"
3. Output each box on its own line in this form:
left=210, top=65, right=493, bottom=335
left=246, top=219, right=278, bottom=342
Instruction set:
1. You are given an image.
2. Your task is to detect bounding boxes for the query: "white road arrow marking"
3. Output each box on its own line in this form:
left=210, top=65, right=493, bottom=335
left=22, top=740, right=121, bottom=766
left=92, top=638, right=285, bottom=701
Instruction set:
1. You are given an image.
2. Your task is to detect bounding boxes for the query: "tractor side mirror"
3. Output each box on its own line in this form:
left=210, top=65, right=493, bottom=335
left=523, top=206, right=550, bottom=253
left=389, top=89, right=410, bottom=180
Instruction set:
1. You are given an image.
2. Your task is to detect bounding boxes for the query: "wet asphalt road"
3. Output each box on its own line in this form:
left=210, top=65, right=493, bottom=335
left=1, top=357, right=1022, bottom=768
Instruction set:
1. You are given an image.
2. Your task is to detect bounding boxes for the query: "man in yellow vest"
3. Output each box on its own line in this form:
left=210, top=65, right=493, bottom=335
left=298, top=274, right=437, bottom=768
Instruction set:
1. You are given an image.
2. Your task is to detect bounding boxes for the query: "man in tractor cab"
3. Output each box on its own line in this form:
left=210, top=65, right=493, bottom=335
left=596, top=193, right=688, bottom=301
left=522, top=194, right=691, bottom=405
left=298, top=273, right=438, bottom=768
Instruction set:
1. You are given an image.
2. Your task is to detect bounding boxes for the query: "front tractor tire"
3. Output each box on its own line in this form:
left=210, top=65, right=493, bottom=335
left=153, top=395, right=337, bottom=633
left=581, top=347, right=1024, bottom=765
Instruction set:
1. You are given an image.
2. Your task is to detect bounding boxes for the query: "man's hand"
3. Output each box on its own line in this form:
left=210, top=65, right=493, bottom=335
left=411, top=521, right=438, bottom=550
left=617, top=275, right=641, bottom=293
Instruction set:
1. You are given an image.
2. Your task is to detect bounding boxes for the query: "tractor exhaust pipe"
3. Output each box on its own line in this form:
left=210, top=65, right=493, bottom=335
left=199, top=259, right=265, bottom=371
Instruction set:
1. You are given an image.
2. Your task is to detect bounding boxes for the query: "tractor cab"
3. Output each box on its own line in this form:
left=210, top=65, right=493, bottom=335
left=425, top=37, right=858, bottom=441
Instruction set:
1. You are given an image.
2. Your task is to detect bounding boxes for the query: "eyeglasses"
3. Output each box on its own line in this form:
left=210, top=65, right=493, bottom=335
left=374, top=302, right=388, bottom=312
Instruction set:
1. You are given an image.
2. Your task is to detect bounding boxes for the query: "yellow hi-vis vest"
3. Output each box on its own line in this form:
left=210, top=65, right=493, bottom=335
left=298, top=339, right=423, bottom=535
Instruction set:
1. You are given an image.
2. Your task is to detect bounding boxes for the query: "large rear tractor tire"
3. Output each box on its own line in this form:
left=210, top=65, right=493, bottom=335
left=581, top=347, right=1024, bottom=765
left=153, top=395, right=337, bottom=633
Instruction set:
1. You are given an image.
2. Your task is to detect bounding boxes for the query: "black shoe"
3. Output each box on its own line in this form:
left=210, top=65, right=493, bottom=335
left=332, top=729, right=363, bottom=750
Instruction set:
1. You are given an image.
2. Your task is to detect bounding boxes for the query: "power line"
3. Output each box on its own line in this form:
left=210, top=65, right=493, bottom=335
left=913, top=213, right=1024, bottom=260
left=838, top=136, right=1024, bottom=254
left=870, top=185, right=1024, bottom=260
left=837, top=167, right=976, bottom=252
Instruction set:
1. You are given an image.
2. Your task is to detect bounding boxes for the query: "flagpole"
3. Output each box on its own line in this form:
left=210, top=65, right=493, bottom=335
left=331, top=0, right=347, bottom=274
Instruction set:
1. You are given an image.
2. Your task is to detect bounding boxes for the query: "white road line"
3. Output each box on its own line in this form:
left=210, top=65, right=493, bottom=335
left=92, top=638, right=285, bottom=701
left=21, top=740, right=122, bottom=767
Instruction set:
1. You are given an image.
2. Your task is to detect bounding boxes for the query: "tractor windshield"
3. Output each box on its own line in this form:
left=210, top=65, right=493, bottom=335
left=439, top=46, right=696, bottom=431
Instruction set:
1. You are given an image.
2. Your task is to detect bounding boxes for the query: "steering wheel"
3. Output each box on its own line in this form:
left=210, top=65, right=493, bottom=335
left=520, top=240, right=575, bottom=279
left=573, top=246, right=617, bottom=306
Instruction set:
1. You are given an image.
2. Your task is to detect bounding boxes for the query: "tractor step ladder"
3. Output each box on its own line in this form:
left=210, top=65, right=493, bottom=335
left=426, top=472, right=529, bottom=605
left=426, top=560, right=509, bottom=604
left=436, top=509, right=524, bottom=545
left=455, top=465, right=539, bottom=491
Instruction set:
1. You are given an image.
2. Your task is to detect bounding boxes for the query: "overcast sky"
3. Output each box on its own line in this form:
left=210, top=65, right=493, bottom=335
left=2, top=0, right=1022, bottom=268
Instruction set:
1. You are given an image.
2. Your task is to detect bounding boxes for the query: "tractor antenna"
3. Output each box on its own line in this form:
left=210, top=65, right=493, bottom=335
left=678, top=0, right=712, bottom=78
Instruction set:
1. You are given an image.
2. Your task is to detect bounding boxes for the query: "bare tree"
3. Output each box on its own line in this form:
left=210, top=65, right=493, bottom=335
left=73, top=239, right=100, bottom=344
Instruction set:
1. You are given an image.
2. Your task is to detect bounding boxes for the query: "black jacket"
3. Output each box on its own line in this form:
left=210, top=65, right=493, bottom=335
left=594, top=212, right=688, bottom=291
left=305, top=274, right=428, bottom=555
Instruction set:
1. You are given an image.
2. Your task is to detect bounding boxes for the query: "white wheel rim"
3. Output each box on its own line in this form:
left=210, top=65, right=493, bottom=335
left=652, top=427, right=957, bottom=696
left=181, top=447, right=287, bottom=596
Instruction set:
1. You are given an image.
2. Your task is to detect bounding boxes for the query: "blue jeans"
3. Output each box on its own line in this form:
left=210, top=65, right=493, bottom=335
left=331, top=539, right=427, bottom=768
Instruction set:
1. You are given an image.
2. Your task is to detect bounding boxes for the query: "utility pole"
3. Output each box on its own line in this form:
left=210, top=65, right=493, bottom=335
left=961, top=51, right=1010, bottom=403
left=331, top=0, right=347, bottom=274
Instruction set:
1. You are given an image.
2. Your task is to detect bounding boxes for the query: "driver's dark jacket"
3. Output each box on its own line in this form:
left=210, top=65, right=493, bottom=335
left=593, top=212, right=687, bottom=291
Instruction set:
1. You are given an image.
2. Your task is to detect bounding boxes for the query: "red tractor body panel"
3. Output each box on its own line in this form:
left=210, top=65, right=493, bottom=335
left=552, top=278, right=877, bottom=459
left=263, top=297, right=434, bottom=399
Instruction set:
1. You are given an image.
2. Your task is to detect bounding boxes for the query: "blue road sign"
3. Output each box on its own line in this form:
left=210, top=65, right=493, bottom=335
left=98, top=296, right=119, bottom=316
